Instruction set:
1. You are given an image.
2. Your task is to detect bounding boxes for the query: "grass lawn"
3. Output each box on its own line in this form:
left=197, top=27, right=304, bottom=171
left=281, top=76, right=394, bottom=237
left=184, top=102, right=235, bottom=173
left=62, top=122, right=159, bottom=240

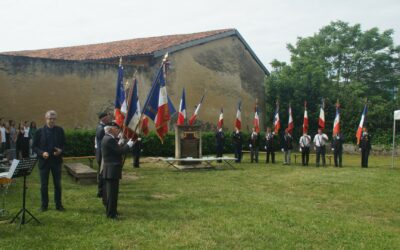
left=1, top=153, right=400, bottom=249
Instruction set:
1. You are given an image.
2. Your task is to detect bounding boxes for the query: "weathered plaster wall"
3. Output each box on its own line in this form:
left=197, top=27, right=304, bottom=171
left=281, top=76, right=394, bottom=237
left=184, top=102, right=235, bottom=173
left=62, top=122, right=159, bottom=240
left=0, top=36, right=266, bottom=130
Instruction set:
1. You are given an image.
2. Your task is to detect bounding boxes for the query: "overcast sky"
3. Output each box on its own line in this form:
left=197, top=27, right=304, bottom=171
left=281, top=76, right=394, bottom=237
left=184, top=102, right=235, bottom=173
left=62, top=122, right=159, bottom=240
left=0, top=0, right=399, bottom=68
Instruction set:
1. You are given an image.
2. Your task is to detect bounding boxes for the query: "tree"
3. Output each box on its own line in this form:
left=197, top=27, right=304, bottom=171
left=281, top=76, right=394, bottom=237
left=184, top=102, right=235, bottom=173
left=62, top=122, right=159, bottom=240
left=265, top=21, right=400, bottom=143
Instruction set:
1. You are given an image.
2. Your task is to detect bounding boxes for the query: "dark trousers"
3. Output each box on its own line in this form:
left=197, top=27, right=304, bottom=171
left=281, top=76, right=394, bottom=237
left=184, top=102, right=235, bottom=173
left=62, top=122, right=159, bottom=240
left=301, top=147, right=310, bottom=166
left=361, top=149, right=369, bottom=168
left=97, top=159, right=104, bottom=198
left=105, top=179, right=119, bottom=218
left=250, top=147, right=259, bottom=163
left=216, top=146, right=223, bottom=163
left=266, top=151, right=275, bottom=163
left=316, top=146, right=326, bottom=167
left=334, top=150, right=342, bottom=167
left=22, top=138, right=30, bottom=158
left=39, top=161, right=62, bottom=208
left=234, top=145, right=242, bottom=163
left=133, top=152, right=140, bottom=168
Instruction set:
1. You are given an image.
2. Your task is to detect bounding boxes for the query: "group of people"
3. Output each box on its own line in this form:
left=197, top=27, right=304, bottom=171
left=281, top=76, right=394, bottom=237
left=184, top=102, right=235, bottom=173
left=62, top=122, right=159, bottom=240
left=94, top=112, right=142, bottom=219
left=216, top=127, right=372, bottom=168
left=0, top=118, right=37, bottom=160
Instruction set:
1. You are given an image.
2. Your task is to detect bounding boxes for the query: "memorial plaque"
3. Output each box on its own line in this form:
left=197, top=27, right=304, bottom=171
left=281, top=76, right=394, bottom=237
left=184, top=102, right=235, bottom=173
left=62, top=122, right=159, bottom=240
left=175, top=125, right=202, bottom=165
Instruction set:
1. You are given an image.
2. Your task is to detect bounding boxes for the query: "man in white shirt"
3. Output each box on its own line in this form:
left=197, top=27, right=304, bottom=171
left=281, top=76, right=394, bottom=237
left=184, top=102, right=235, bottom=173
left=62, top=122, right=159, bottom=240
left=299, top=132, right=311, bottom=166
left=313, top=128, right=329, bottom=167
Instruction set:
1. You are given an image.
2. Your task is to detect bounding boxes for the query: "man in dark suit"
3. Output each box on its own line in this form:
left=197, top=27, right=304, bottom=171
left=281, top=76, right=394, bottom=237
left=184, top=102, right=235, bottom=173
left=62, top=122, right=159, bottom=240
left=331, top=132, right=344, bottom=167
left=215, top=128, right=224, bottom=163
left=95, top=112, right=110, bottom=198
left=249, top=128, right=260, bottom=163
left=359, top=127, right=371, bottom=168
left=281, top=129, right=293, bottom=165
left=264, top=127, right=275, bottom=164
left=33, top=110, right=65, bottom=212
left=101, top=122, right=134, bottom=219
left=232, top=128, right=243, bottom=163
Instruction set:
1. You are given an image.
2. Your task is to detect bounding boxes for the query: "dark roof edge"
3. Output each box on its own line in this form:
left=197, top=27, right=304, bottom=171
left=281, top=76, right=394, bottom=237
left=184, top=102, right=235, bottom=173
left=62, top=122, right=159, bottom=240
left=153, top=29, right=269, bottom=76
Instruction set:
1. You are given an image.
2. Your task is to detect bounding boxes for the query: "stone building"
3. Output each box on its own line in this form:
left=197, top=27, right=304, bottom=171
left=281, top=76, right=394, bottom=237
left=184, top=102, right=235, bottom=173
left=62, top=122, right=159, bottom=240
left=0, top=29, right=269, bottom=130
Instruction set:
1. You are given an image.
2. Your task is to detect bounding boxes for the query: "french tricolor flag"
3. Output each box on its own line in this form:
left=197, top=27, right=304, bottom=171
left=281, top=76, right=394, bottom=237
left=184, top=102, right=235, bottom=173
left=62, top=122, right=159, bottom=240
left=356, top=104, right=368, bottom=145
left=318, top=99, right=325, bottom=129
left=125, top=79, right=141, bottom=134
left=303, top=101, right=309, bottom=134
left=273, top=101, right=280, bottom=134
left=217, top=107, right=224, bottom=129
left=333, top=101, right=340, bottom=135
left=287, top=104, right=294, bottom=134
left=114, top=62, right=126, bottom=127
left=177, top=88, right=186, bottom=126
left=154, top=64, right=171, bottom=141
left=235, top=101, right=242, bottom=130
left=253, top=104, right=260, bottom=133
left=189, top=94, right=205, bottom=125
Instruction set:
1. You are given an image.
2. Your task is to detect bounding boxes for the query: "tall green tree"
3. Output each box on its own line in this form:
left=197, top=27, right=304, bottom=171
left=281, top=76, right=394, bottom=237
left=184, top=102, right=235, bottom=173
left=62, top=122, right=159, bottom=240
left=265, top=21, right=400, bottom=144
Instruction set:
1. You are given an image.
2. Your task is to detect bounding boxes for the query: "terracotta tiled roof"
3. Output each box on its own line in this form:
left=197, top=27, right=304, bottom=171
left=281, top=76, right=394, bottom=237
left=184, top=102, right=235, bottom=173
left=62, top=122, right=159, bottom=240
left=1, top=29, right=234, bottom=61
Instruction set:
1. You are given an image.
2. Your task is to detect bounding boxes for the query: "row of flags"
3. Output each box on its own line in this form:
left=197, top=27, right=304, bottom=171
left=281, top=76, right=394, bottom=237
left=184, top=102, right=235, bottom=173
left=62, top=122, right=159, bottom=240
left=113, top=55, right=368, bottom=144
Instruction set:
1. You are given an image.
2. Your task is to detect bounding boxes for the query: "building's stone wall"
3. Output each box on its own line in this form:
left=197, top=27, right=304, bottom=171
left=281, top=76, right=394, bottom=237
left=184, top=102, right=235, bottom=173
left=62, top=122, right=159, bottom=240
left=0, top=36, right=266, bottom=130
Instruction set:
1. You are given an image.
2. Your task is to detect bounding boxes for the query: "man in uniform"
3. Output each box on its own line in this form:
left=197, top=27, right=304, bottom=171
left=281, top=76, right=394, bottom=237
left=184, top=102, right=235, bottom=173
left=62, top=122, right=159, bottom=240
left=33, top=110, right=65, bottom=212
left=331, top=132, right=344, bottom=167
left=359, top=127, right=371, bottom=168
left=249, top=128, right=260, bottom=163
left=232, top=128, right=243, bottom=163
left=299, top=132, right=311, bottom=166
left=215, top=128, right=224, bottom=163
left=101, top=122, right=134, bottom=219
left=95, top=112, right=110, bottom=198
left=313, top=128, right=329, bottom=167
left=264, top=127, right=275, bottom=164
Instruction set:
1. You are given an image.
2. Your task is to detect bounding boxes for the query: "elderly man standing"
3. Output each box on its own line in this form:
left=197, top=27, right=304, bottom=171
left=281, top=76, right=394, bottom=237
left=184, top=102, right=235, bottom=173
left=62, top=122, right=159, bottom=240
left=101, top=121, right=134, bottom=219
left=313, top=128, right=329, bottom=167
left=95, top=112, right=111, bottom=198
left=33, top=110, right=65, bottom=212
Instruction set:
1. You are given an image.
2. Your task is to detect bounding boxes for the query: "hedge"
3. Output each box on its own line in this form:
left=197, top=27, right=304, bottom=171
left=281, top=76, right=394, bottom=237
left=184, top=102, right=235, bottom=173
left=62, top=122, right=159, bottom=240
left=64, top=129, right=399, bottom=157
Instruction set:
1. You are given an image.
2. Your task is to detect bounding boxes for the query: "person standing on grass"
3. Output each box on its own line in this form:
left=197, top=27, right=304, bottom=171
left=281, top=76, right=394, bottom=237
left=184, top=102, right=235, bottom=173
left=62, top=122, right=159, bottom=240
left=331, top=132, right=344, bottom=167
left=281, top=129, right=293, bottom=165
left=264, top=127, right=275, bottom=164
left=9, top=120, right=17, bottom=159
left=299, top=132, right=311, bottom=166
left=359, top=127, right=371, bottom=168
left=33, top=110, right=65, bottom=212
left=0, top=119, right=5, bottom=155
left=95, top=112, right=111, bottom=199
left=101, top=121, right=134, bottom=219
left=29, top=121, right=37, bottom=157
left=232, top=128, right=243, bottom=163
left=132, top=137, right=142, bottom=168
left=215, top=128, right=225, bottom=163
left=249, top=128, right=260, bottom=163
left=22, top=121, right=30, bottom=158
left=313, top=128, right=329, bottom=167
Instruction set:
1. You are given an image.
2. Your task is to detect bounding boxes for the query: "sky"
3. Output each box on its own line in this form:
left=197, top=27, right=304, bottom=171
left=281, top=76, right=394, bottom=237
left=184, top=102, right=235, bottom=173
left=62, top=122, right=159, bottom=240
left=0, top=0, right=399, bottom=68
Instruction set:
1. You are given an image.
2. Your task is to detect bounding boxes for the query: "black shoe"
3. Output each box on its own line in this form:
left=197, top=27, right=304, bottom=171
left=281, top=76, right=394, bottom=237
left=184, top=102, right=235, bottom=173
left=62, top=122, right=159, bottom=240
left=39, top=206, right=48, bottom=212
left=56, top=205, right=65, bottom=212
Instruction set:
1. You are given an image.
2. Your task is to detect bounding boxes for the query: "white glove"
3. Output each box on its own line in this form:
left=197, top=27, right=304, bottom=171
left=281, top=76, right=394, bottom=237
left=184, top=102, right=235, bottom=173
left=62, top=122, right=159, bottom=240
left=118, top=138, right=125, bottom=145
left=249, top=144, right=252, bottom=148
left=264, top=146, right=267, bottom=150
left=299, top=148, right=302, bottom=152
left=281, top=148, right=284, bottom=152
left=359, top=148, right=362, bottom=151
left=127, top=139, right=134, bottom=148
left=332, top=148, right=335, bottom=151
left=138, top=137, right=142, bottom=141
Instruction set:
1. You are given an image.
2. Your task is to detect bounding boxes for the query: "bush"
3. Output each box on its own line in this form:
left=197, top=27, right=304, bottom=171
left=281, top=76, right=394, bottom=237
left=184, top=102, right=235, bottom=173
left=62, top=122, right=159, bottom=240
left=64, top=129, right=96, bottom=157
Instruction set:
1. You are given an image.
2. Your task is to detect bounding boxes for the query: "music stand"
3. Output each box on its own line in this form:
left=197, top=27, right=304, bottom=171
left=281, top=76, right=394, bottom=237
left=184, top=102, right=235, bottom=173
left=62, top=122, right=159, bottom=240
left=10, top=158, right=40, bottom=228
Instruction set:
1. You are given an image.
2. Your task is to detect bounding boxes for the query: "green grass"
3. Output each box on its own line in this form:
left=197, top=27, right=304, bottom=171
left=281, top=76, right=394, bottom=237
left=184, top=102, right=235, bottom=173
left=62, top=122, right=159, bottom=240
left=1, top=153, right=400, bottom=249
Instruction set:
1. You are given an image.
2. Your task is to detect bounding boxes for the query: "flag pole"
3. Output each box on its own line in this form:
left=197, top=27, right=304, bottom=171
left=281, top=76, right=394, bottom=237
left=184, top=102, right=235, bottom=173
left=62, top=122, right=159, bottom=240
left=392, top=116, right=396, bottom=168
